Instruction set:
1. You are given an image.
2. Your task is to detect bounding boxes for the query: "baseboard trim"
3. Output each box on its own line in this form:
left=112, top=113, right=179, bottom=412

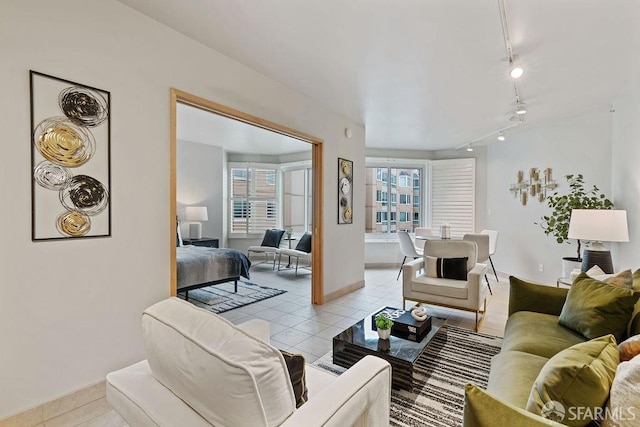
left=0, top=380, right=106, bottom=427
left=323, top=280, right=364, bottom=303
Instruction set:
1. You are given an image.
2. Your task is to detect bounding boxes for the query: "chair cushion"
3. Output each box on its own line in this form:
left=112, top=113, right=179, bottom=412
left=502, top=311, right=587, bottom=359
left=412, top=275, right=469, bottom=299
left=424, top=240, right=477, bottom=271
left=525, top=335, right=619, bottom=427
left=248, top=245, right=279, bottom=253
left=295, top=233, right=312, bottom=253
left=261, top=229, right=285, bottom=247
left=558, top=273, right=639, bottom=342
left=142, top=297, right=295, bottom=427
left=425, top=256, right=468, bottom=280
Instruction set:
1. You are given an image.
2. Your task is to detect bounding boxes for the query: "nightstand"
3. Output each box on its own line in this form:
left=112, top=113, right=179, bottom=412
left=183, top=237, right=219, bottom=248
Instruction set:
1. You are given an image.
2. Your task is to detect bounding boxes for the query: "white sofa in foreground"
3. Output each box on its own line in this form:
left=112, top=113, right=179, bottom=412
left=106, top=297, right=391, bottom=427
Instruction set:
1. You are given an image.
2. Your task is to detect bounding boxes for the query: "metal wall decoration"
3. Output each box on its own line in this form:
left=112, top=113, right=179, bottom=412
left=509, top=167, right=557, bottom=206
left=30, top=71, right=111, bottom=240
left=338, top=158, right=353, bottom=224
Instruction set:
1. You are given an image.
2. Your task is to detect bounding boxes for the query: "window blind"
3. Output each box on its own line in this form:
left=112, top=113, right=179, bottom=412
left=430, top=158, right=475, bottom=238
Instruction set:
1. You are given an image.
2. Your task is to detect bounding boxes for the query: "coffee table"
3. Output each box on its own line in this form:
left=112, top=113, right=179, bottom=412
left=332, top=309, right=446, bottom=390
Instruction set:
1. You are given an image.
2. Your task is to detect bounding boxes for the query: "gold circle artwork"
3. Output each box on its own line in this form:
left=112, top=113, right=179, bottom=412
left=56, top=210, right=91, bottom=237
left=341, top=160, right=351, bottom=176
left=343, top=206, right=352, bottom=221
left=34, top=117, right=95, bottom=167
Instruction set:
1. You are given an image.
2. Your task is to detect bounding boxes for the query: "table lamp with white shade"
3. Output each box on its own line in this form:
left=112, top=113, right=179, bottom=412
left=185, top=206, right=208, bottom=239
left=567, top=209, right=629, bottom=274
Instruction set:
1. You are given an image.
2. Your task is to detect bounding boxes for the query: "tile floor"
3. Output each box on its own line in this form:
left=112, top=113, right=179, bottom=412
left=26, top=265, right=509, bottom=426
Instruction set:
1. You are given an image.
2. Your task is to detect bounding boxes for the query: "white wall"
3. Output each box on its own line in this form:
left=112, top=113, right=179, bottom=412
left=486, top=109, right=613, bottom=283
left=0, top=0, right=365, bottom=417
left=177, top=140, right=224, bottom=240
left=611, top=68, right=640, bottom=271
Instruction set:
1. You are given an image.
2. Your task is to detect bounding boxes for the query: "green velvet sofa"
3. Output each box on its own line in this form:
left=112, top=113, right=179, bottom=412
left=463, top=275, right=640, bottom=427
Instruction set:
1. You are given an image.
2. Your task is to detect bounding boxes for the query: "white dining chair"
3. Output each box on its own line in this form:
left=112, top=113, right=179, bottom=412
left=481, top=229, right=499, bottom=282
left=397, top=231, right=423, bottom=280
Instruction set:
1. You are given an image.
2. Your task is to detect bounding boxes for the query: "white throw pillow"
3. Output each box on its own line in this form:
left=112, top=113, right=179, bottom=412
left=142, top=297, right=295, bottom=427
left=601, top=355, right=640, bottom=427
left=586, top=265, right=606, bottom=277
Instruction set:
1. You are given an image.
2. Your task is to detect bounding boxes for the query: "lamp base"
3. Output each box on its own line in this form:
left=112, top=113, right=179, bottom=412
left=189, top=222, right=202, bottom=240
left=581, top=249, right=613, bottom=274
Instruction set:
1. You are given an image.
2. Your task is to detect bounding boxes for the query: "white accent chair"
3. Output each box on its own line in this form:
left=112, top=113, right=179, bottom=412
left=278, top=232, right=312, bottom=276
left=481, top=229, right=499, bottom=282
left=462, top=233, right=493, bottom=295
left=397, top=230, right=424, bottom=280
left=106, top=298, right=391, bottom=427
left=248, top=228, right=285, bottom=270
left=402, top=240, right=489, bottom=331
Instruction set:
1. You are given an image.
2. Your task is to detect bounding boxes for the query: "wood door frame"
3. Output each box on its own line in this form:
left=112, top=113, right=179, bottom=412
left=170, top=88, right=324, bottom=304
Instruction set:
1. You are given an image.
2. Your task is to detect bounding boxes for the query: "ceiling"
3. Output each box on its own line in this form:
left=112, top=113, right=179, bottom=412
left=177, top=103, right=311, bottom=155
left=120, top=0, right=640, bottom=151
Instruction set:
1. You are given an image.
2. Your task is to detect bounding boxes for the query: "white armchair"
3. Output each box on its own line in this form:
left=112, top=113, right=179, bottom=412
left=402, top=240, right=489, bottom=331
left=106, top=298, right=391, bottom=427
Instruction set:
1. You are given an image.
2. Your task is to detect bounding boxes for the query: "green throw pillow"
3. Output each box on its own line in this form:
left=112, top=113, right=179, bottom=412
left=558, top=273, right=639, bottom=341
left=526, top=335, right=619, bottom=427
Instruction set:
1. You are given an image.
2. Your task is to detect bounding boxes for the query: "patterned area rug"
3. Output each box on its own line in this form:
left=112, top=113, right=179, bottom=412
left=177, top=281, right=286, bottom=314
left=312, top=324, right=503, bottom=427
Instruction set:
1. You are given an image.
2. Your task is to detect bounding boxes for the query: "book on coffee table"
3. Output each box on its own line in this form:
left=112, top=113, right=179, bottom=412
left=371, top=307, right=432, bottom=342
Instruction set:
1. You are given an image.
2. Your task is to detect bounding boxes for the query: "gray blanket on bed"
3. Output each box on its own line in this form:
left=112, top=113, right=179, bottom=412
left=177, top=246, right=251, bottom=290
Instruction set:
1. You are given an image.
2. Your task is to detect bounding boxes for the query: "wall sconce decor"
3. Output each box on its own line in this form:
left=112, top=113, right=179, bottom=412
left=510, top=168, right=558, bottom=206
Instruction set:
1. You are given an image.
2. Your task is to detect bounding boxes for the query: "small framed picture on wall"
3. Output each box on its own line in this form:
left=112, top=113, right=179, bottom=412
left=338, top=158, right=353, bottom=224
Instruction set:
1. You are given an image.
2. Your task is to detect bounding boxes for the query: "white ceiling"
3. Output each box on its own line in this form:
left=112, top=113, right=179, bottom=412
left=177, top=103, right=311, bottom=155
left=120, top=0, right=640, bottom=151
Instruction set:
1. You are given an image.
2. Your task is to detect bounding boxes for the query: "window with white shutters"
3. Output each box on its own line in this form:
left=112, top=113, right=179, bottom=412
left=430, top=158, right=475, bottom=238
left=230, top=165, right=279, bottom=234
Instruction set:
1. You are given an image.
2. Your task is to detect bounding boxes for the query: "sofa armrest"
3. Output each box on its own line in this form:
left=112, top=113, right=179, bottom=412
left=236, top=319, right=270, bottom=342
left=403, top=257, right=425, bottom=295
left=508, top=276, right=569, bottom=317
left=463, top=384, right=561, bottom=427
left=466, top=263, right=489, bottom=305
left=281, top=355, right=391, bottom=427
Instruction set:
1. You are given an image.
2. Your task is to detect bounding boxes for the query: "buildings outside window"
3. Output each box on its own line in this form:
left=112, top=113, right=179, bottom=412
left=230, top=165, right=278, bottom=234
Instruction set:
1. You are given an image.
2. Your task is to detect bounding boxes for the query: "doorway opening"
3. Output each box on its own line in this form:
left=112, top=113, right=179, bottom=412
left=169, top=89, right=324, bottom=304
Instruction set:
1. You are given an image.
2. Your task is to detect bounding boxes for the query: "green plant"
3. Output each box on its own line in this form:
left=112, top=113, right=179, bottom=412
left=375, top=313, right=394, bottom=330
left=536, top=174, right=613, bottom=259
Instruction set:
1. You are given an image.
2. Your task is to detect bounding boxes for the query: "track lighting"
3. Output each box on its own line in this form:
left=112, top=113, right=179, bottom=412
left=497, top=132, right=506, bottom=141
left=509, top=63, right=524, bottom=79
left=466, top=145, right=474, bottom=152
left=516, top=102, right=527, bottom=115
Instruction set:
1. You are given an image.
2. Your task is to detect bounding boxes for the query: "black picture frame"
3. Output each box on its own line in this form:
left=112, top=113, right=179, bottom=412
left=30, top=70, right=111, bottom=241
left=338, top=158, right=353, bottom=224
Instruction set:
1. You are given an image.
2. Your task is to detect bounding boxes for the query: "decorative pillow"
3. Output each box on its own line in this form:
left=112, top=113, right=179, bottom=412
left=142, top=298, right=295, bottom=427
left=279, top=350, right=308, bottom=408
left=176, top=221, right=183, bottom=247
left=618, top=334, right=640, bottom=362
left=295, top=233, right=312, bottom=253
left=592, top=270, right=633, bottom=290
left=261, top=229, right=285, bottom=247
left=558, top=273, right=639, bottom=341
left=526, top=335, right=619, bottom=427
left=586, top=265, right=606, bottom=277
left=602, top=353, right=640, bottom=427
left=426, top=256, right=469, bottom=280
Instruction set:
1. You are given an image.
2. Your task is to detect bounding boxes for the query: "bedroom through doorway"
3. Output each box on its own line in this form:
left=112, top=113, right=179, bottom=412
left=169, top=89, right=324, bottom=304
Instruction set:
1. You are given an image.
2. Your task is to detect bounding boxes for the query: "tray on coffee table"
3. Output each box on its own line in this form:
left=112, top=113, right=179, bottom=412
left=332, top=307, right=446, bottom=390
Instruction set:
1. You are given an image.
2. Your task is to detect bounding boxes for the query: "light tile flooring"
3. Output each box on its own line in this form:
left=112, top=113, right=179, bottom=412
left=30, top=266, right=509, bottom=426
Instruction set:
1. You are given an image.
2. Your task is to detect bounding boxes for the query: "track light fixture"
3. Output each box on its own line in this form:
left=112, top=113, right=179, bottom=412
left=509, top=62, right=524, bottom=79
left=466, top=145, right=474, bottom=152
left=516, top=102, right=527, bottom=115
left=497, top=132, right=506, bottom=141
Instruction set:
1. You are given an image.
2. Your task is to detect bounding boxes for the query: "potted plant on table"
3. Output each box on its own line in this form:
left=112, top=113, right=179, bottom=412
left=535, top=174, right=613, bottom=275
left=375, top=313, right=394, bottom=340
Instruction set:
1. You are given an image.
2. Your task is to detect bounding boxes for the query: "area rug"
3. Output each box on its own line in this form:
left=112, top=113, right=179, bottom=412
left=177, top=281, right=286, bottom=314
left=312, top=324, right=502, bottom=427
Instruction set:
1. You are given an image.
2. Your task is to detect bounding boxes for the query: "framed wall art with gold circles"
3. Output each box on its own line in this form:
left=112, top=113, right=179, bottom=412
left=338, top=158, right=353, bottom=224
left=30, top=71, right=111, bottom=240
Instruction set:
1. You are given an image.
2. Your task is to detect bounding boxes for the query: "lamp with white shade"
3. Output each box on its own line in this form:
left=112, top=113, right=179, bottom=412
left=185, top=206, right=208, bottom=239
left=567, top=209, right=629, bottom=274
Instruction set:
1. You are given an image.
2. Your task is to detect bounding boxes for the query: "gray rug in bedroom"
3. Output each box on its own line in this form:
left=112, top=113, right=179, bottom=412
left=312, top=325, right=503, bottom=427
left=177, top=281, right=286, bottom=313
